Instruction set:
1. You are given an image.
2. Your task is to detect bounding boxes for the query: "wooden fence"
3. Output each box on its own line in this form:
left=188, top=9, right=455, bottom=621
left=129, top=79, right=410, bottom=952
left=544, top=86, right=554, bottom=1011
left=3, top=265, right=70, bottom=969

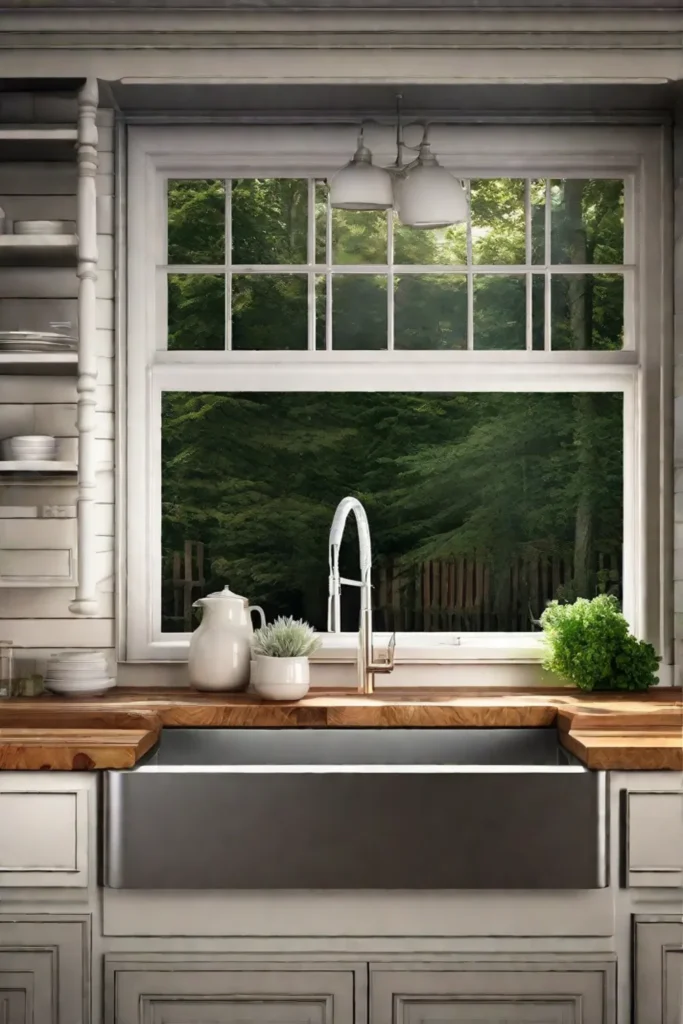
left=374, top=553, right=620, bottom=633
left=163, top=541, right=620, bottom=634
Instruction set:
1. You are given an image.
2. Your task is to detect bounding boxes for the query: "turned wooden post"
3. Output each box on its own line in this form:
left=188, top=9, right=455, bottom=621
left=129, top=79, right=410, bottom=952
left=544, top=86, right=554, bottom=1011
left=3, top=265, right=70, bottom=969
left=69, top=77, right=99, bottom=616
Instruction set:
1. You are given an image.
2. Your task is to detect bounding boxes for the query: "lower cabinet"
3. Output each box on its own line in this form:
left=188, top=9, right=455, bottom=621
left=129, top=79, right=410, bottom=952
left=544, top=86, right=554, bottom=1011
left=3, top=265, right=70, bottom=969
left=104, top=957, right=366, bottom=1024
left=370, top=960, right=616, bottom=1024
left=0, top=916, right=90, bottom=1024
left=634, top=917, right=683, bottom=1024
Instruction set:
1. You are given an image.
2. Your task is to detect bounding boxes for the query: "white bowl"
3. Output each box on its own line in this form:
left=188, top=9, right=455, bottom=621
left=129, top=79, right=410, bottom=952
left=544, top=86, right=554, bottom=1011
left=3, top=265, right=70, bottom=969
left=45, top=670, right=109, bottom=679
left=44, top=678, right=116, bottom=696
left=14, top=220, right=75, bottom=236
left=46, top=670, right=110, bottom=681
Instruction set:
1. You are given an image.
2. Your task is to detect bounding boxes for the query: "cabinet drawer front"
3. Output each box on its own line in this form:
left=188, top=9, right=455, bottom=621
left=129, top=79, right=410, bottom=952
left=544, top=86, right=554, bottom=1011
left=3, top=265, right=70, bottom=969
left=0, top=548, right=74, bottom=584
left=625, top=792, right=683, bottom=888
left=105, top=958, right=364, bottom=1024
left=370, top=962, right=614, bottom=1024
left=0, top=778, right=89, bottom=887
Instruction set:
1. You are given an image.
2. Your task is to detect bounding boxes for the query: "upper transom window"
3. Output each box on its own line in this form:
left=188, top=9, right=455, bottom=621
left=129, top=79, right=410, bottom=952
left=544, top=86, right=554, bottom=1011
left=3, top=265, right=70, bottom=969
left=163, top=176, right=628, bottom=353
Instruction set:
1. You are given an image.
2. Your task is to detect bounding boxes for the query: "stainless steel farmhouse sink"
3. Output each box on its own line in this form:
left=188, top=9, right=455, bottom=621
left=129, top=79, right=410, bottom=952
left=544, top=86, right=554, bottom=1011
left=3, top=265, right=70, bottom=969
left=103, top=728, right=607, bottom=890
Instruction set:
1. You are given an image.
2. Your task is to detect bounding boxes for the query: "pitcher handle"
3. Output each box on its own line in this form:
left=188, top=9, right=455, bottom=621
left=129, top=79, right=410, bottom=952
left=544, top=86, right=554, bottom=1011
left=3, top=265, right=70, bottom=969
left=249, top=605, right=266, bottom=630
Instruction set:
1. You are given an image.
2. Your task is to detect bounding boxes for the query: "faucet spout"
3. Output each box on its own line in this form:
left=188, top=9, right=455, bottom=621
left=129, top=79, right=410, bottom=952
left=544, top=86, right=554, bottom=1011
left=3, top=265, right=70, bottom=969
left=327, top=496, right=395, bottom=695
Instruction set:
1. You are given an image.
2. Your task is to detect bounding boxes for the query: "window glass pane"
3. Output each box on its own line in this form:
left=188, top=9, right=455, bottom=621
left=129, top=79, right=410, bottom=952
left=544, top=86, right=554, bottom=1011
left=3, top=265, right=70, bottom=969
left=332, top=209, right=388, bottom=264
left=471, top=179, right=526, bottom=265
left=167, top=179, right=225, bottom=265
left=232, top=179, right=308, bottom=265
left=393, top=217, right=467, bottom=266
left=332, top=275, right=387, bottom=349
left=167, top=274, right=225, bottom=351
left=161, top=391, right=623, bottom=633
left=531, top=179, right=546, bottom=265
left=551, top=273, right=624, bottom=351
left=532, top=274, right=545, bottom=350
left=315, top=180, right=328, bottom=264
left=316, top=275, right=327, bottom=350
left=551, top=179, right=624, bottom=265
left=232, top=275, right=308, bottom=350
left=473, top=275, right=526, bottom=350
left=394, top=275, right=467, bottom=350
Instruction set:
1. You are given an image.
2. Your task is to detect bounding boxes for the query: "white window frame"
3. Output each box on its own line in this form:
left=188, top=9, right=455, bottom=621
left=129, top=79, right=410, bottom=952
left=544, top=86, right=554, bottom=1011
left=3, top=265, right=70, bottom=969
left=123, top=123, right=670, bottom=671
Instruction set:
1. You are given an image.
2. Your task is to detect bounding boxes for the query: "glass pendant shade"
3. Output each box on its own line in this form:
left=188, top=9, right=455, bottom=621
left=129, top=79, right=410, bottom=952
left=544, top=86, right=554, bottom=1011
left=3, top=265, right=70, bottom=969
left=329, top=143, right=394, bottom=211
left=397, top=144, right=468, bottom=229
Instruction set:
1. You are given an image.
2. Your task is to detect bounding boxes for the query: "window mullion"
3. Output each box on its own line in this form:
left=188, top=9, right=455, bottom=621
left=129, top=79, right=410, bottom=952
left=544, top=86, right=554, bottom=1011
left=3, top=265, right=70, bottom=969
left=325, top=187, right=333, bottom=350
left=525, top=178, right=533, bottom=352
left=544, top=178, right=552, bottom=352
left=387, top=210, right=394, bottom=351
left=466, top=180, right=474, bottom=351
left=225, top=178, right=232, bottom=351
left=307, top=178, right=316, bottom=352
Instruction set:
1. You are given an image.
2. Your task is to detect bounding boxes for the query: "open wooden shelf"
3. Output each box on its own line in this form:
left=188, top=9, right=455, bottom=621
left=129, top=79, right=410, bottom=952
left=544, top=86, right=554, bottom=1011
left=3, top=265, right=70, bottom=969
left=0, top=461, right=77, bottom=475
left=0, top=352, right=77, bottom=375
left=0, top=126, right=78, bottom=161
left=0, top=126, right=77, bottom=141
left=0, top=234, right=78, bottom=267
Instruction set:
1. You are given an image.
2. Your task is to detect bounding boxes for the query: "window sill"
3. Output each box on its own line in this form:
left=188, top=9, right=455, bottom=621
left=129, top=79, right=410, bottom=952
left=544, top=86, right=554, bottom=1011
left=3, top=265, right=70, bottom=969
left=138, top=632, right=545, bottom=665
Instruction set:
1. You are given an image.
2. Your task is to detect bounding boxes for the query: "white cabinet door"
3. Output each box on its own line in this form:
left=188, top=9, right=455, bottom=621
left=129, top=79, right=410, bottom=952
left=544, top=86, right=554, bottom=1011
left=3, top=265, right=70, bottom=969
left=0, top=774, right=90, bottom=887
left=370, top=960, right=615, bottom=1024
left=0, top=917, right=90, bottom=1024
left=105, top=956, right=366, bottom=1024
left=634, top=918, right=683, bottom=1024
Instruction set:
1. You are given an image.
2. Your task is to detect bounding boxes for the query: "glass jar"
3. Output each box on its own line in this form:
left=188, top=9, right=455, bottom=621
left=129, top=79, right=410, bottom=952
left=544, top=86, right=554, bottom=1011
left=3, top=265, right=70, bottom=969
left=0, top=641, right=13, bottom=698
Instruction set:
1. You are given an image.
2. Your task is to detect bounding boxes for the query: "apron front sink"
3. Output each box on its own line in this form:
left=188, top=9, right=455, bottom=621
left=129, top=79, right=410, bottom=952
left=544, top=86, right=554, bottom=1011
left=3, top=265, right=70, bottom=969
left=104, top=727, right=607, bottom=890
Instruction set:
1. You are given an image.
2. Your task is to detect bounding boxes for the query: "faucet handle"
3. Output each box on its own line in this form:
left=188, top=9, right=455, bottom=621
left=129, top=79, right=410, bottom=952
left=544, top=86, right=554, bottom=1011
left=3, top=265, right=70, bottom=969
left=386, top=631, right=397, bottom=669
left=370, top=632, right=396, bottom=674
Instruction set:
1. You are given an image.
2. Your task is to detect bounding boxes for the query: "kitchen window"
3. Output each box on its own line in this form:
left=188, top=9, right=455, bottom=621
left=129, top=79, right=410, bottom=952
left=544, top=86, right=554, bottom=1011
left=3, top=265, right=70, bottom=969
left=124, top=125, right=670, bottom=676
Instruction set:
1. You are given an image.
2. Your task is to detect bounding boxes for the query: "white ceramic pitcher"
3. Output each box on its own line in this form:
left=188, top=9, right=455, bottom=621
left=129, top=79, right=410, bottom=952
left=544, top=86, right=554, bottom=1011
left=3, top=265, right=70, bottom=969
left=188, top=585, right=265, bottom=692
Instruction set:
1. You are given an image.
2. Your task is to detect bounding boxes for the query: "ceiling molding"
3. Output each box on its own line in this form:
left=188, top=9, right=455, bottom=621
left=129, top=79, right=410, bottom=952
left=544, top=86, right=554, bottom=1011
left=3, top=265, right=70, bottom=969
left=0, top=0, right=681, bottom=8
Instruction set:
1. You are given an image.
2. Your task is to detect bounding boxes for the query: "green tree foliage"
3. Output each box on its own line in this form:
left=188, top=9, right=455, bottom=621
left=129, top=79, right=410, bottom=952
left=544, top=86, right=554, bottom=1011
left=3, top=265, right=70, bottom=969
left=162, top=175, right=625, bottom=632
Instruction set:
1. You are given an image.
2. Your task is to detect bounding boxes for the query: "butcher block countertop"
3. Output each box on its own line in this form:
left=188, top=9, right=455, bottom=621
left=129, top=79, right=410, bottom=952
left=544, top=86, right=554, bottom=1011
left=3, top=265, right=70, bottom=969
left=0, top=687, right=680, bottom=771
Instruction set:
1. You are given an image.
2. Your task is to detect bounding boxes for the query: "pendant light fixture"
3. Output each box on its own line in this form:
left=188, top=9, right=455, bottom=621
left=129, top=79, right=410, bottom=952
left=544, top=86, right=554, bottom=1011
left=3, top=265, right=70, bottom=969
left=327, top=127, right=393, bottom=211
left=328, top=96, right=468, bottom=229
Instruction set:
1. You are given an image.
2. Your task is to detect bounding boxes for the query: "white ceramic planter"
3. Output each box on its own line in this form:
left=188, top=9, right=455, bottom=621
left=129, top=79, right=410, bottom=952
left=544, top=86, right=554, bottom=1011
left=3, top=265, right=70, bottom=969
left=251, top=655, right=310, bottom=701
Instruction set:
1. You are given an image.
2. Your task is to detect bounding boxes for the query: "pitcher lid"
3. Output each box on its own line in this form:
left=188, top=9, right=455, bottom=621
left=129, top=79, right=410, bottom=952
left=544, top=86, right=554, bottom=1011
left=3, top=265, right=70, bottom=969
left=193, top=584, right=248, bottom=607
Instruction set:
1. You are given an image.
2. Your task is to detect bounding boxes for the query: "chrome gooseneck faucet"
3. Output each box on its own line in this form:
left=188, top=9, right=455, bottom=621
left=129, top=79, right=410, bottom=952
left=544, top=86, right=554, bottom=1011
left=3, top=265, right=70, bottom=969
left=327, top=496, right=395, bottom=695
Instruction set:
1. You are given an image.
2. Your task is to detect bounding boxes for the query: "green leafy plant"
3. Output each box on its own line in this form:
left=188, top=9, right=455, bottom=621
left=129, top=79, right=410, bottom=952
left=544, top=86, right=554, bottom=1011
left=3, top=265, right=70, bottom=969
left=253, top=616, right=322, bottom=658
left=540, top=594, right=659, bottom=691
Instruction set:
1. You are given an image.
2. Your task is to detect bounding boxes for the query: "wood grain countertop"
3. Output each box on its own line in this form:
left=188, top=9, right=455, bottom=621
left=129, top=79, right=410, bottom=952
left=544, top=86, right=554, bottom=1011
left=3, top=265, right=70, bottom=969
left=0, top=687, right=680, bottom=770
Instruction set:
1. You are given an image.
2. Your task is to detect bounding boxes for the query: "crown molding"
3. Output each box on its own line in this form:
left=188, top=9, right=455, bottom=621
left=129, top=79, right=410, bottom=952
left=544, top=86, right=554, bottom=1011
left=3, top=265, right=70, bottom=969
left=0, top=0, right=681, bottom=83
left=0, top=0, right=681, bottom=8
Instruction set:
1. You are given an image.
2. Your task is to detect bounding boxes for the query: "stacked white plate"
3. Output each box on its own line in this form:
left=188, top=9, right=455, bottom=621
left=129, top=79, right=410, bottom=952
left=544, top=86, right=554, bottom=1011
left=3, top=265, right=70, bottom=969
left=0, top=331, right=76, bottom=353
left=2, top=435, right=56, bottom=461
left=44, top=650, right=115, bottom=697
left=14, top=220, right=76, bottom=235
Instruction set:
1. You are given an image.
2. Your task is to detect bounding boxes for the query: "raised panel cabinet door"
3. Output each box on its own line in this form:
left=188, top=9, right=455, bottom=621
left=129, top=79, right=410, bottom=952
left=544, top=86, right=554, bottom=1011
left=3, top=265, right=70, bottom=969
left=105, top=958, right=365, bottom=1024
left=634, top=918, right=683, bottom=1024
left=0, top=969, right=35, bottom=1024
left=370, top=961, right=614, bottom=1024
left=0, top=918, right=90, bottom=1024
left=0, top=775, right=90, bottom=887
